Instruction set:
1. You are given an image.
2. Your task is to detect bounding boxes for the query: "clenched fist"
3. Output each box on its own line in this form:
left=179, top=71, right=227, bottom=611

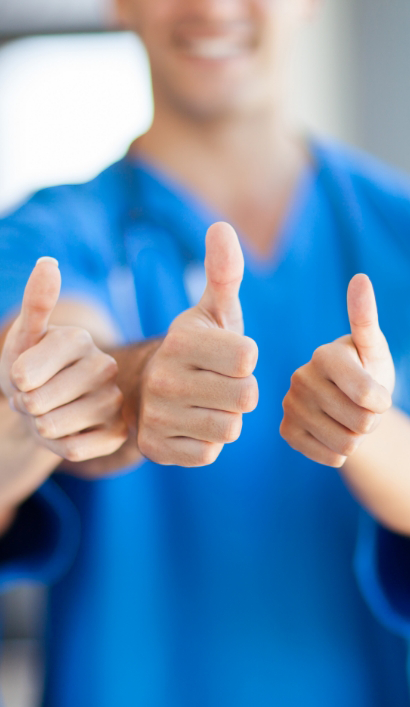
left=0, top=258, right=128, bottom=463
left=137, top=222, right=259, bottom=467
left=280, top=274, right=394, bottom=467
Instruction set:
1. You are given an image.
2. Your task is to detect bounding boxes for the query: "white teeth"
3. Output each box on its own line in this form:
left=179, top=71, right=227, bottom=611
left=184, top=38, right=245, bottom=60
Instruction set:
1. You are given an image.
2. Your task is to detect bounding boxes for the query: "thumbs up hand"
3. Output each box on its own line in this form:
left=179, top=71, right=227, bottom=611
left=280, top=274, right=394, bottom=467
left=137, top=222, right=259, bottom=466
left=0, top=258, right=128, bottom=463
left=0, top=257, right=62, bottom=399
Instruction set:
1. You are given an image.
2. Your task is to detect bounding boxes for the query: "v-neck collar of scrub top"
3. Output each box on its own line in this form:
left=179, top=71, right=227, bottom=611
left=122, top=135, right=323, bottom=278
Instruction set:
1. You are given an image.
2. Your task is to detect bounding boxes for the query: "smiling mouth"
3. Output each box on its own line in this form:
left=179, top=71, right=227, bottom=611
left=181, top=37, right=251, bottom=60
left=173, top=25, right=256, bottom=61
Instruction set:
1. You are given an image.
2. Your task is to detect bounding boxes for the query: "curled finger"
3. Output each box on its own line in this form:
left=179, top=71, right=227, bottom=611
left=45, top=415, right=128, bottom=463
left=34, top=384, right=124, bottom=440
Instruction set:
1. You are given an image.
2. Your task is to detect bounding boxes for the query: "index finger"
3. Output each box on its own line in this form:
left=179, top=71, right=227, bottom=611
left=162, top=327, right=258, bottom=379
left=314, top=342, right=391, bottom=414
left=11, top=327, right=93, bottom=393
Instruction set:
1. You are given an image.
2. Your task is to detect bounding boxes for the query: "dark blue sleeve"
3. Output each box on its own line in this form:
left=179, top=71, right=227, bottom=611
left=0, top=480, right=80, bottom=590
left=354, top=374, right=410, bottom=639
left=355, top=512, right=410, bottom=639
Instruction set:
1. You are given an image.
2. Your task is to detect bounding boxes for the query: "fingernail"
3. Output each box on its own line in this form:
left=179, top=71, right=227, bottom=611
left=8, top=397, right=16, bottom=412
left=36, top=256, right=59, bottom=267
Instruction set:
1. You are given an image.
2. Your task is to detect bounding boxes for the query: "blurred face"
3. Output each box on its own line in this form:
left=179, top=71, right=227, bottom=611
left=116, top=0, right=316, bottom=120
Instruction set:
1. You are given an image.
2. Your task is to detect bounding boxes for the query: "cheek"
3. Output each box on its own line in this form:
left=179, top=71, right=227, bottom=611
left=137, top=0, right=183, bottom=24
left=120, top=0, right=176, bottom=36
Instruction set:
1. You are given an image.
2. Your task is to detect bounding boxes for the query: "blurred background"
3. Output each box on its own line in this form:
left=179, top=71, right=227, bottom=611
left=0, top=0, right=410, bottom=704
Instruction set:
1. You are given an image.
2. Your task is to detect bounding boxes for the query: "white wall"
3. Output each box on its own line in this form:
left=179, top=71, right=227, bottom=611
left=0, top=0, right=359, bottom=215
left=290, top=0, right=358, bottom=145
left=0, top=32, right=153, bottom=213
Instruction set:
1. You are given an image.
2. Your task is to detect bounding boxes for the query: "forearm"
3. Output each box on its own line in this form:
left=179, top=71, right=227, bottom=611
left=0, top=396, right=61, bottom=531
left=343, top=406, right=410, bottom=535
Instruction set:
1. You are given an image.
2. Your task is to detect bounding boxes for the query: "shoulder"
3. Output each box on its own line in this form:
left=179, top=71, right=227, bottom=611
left=0, top=159, right=128, bottom=236
left=314, top=138, right=410, bottom=231
left=0, top=160, right=131, bottom=323
left=314, top=139, right=410, bottom=360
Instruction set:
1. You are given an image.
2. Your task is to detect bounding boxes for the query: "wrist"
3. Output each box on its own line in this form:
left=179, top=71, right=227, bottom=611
left=342, top=407, right=410, bottom=534
left=110, top=338, right=163, bottom=431
left=0, top=398, right=61, bottom=506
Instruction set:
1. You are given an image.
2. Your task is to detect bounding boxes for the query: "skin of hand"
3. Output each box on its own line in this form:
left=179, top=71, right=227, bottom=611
left=280, top=274, right=395, bottom=468
left=135, top=221, right=259, bottom=467
left=0, top=257, right=128, bottom=465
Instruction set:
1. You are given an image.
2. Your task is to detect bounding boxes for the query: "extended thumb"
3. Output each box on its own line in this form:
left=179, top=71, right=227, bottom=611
left=12, top=257, right=61, bottom=357
left=199, top=222, right=244, bottom=334
left=347, top=273, right=383, bottom=362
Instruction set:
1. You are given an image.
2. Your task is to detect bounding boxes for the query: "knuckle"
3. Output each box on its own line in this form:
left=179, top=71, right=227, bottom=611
left=355, top=410, right=376, bottom=435
left=146, top=366, right=166, bottom=396
left=289, top=366, right=308, bottom=393
left=353, top=379, right=374, bottom=409
left=22, top=390, right=43, bottom=415
left=47, top=326, right=64, bottom=342
left=49, top=326, right=69, bottom=348
left=279, top=418, right=299, bottom=448
left=10, top=361, right=32, bottom=392
left=62, top=439, right=85, bottom=463
left=282, top=392, right=297, bottom=417
left=377, top=390, right=392, bottom=414
left=108, top=434, right=127, bottom=455
left=238, top=376, right=259, bottom=412
left=234, top=337, right=258, bottom=377
left=101, top=355, right=119, bottom=380
left=162, top=328, right=186, bottom=357
left=338, top=434, right=360, bottom=457
left=35, top=413, right=58, bottom=440
left=65, top=448, right=83, bottom=463
left=327, top=453, right=347, bottom=468
left=196, top=443, right=220, bottom=467
left=67, top=326, right=93, bottom=351
left=143, top=402, right=165, bottom=429
left=147, top=365, right=178, bottom=399
left=279, top=417, right=290, bottom=441
left=217, top=414, right=242, bottom=444
left=225, top=415, right=243, bottom=443
left=312, top=345, right=330, bottom=369
left=104, top=424, right=128, bottom=453
left=175, top=441, right=221, bottom=468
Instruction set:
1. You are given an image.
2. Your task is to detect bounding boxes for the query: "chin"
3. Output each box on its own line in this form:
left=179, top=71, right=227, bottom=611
left=182, top=94, right=267, bottom=122
left=179, top=95, right=249, bottom=120
left=161, top=76, right=265, bottom=121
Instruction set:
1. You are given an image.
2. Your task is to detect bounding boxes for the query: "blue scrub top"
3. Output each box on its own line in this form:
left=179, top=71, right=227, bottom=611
left=1, top=139, right=410, bottom=707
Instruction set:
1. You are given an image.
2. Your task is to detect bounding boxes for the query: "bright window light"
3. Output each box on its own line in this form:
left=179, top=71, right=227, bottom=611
left=0, top=32, right=153, bottom=214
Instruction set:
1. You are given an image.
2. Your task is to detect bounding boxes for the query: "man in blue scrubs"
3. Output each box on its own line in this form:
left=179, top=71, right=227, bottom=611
left=1, top=0, right=410, bottom=705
